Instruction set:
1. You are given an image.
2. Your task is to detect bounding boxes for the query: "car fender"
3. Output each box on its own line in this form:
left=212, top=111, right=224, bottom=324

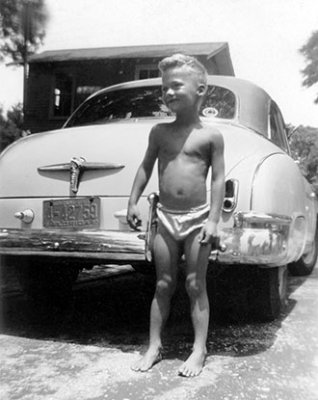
left=251, top=152, right=311, bottom=261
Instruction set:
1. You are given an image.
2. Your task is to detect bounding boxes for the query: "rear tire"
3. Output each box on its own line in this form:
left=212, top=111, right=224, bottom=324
left=288, top=222, right=318, bottom=276
left=16, top=258, right=79, bottom=297
left=208, top=265, right=288, bottom=322
left=208, top=265, right=251, bottom=323
left=15, top=257, right=80, bottom=324
left=248, top=266, right=288, bottom=321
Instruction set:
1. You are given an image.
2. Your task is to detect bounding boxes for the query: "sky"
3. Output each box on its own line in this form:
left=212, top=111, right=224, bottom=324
left=0, top=0, right=318, bottom=127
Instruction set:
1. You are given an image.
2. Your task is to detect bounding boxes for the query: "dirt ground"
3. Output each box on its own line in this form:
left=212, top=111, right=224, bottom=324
left=1, top=264, right=318, bottom=400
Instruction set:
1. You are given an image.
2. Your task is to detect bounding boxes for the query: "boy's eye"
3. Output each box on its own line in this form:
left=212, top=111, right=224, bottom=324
left=162, top=82, right=183, bottom=95
left=172, top=83, right=183, bottom=90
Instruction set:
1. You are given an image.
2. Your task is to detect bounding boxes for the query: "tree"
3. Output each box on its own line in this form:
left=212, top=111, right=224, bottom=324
left=0, top=103, right=24, bottom=152
left=300, top=30, right=318, bottom=103
left=0, top=0, right=48, bottom=64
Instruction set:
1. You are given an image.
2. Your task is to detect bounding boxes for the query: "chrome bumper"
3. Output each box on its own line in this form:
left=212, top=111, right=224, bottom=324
left=0, top=228, right=146, bottom=261
left=0, top=212, right=305, bottom=266
left=216, top=212, right=304, bottom=266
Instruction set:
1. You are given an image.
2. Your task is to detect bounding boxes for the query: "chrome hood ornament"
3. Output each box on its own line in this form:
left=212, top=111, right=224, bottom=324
left=38, top=157, right=125, bottom=194
left=70, top=157, right=85, bottom=193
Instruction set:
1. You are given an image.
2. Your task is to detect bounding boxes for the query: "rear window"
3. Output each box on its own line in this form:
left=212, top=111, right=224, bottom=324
left=65, top=85, right=236, bottom=128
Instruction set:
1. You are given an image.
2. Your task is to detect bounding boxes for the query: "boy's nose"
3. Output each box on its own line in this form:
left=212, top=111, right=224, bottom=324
left=166, top=88, right=175, bottom=96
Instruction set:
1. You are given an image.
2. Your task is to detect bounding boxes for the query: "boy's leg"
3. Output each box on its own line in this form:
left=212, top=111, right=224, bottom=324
left=178, top=228, right=211, bottom=377
left=131, top=225, right=180, bottom=372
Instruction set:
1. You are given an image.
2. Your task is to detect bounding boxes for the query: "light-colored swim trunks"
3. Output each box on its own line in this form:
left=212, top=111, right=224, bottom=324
left=156, top=203, right=210, bottom=241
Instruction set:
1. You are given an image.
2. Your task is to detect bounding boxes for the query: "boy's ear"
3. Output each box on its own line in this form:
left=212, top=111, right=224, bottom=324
left=197, top=83, right=207, bottom=97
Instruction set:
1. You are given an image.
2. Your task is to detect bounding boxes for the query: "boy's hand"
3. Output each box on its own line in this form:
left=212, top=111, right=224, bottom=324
left=199, top=220, right=219, bottom=247
left=127, top=204, right=142, bottom=231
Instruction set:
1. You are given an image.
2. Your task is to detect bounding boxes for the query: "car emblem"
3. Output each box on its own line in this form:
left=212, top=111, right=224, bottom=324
left=38, top=158, right=125, bottom=194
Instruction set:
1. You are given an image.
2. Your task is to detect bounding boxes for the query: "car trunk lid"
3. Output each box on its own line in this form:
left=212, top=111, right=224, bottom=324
left=0, top=119, right=281, bottom=198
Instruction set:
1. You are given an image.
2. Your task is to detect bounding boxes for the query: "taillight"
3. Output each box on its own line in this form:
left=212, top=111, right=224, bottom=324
left=223, top=179, right=239, bottom=213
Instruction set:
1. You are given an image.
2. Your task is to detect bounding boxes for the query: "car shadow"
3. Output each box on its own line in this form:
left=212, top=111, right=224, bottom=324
left=0, top=263, right=313, bottom=362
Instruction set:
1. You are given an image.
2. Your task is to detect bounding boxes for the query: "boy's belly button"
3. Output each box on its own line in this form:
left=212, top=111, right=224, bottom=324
left=176, top=189, right=184, bottom=195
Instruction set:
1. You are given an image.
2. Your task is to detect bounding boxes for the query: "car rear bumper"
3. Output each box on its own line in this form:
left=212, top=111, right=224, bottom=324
left=0, top=212, right=305, bottom=266
left=217, top=212, right=304, bottom=266
left=0, top=228, right=146, bottom=261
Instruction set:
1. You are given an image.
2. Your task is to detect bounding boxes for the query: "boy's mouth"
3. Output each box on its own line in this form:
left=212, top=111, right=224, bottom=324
left=167, top=98, right=179, bottom=105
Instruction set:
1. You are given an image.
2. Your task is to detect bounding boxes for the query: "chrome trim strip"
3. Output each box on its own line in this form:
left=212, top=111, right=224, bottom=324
left=233, top=211, right=292, bottom=228
left=0, top=249, right=145, bottom=261
left=38, top=158, right=125, bottom=194
left=38, top=162, right=125, bottom=172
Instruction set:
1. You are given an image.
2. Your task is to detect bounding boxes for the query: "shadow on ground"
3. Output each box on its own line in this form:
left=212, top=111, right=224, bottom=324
left=0, top=263, right=306, bottom=363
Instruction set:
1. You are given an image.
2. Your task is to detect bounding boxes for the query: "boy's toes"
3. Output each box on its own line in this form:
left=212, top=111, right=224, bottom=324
left=131, top=362, right=141, bottom=372
left=178, top=365, right=198, bottom=377
left=178, top=368, right=188, bottom=377
left=131, top=350, right=162, bottom=372
left=178, top=351, right=206, bottom=377
left=178, top=363, right=193, bottom=377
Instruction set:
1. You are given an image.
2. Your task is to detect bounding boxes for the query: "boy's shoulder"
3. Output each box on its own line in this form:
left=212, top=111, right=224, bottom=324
left=201, top=122, right=223, bottom=138
left=150, top=122, right=173, bottom=136
left=152, top=122, right=173, bottom=131
left=199, top=123, right=224, bottom=151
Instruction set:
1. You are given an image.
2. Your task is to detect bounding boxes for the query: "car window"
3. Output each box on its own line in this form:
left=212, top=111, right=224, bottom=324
left=269, top=102, right=289, bottom=153
left=65, top=85, right=236, bottom=127
left=200, top=86, right=236, bottom=119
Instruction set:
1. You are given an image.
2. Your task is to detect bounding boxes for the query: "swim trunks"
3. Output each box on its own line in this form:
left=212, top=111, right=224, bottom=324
left=156, top=203, right=210, bottom=241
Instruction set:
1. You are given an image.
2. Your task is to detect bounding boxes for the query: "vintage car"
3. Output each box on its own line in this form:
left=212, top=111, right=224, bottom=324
left=0, top=76, right=317, bottom=320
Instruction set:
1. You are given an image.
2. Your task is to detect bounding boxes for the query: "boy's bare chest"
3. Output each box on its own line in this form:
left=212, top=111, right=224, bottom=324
left=159, top=133, right=210, bottom=160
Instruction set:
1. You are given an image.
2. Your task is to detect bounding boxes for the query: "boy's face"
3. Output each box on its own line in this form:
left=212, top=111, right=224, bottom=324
left=161, top=66, right=206, bottom=114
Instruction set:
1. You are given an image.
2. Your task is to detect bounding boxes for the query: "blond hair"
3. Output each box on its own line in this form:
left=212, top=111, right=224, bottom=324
left=158, top=53, right=208, bottom=85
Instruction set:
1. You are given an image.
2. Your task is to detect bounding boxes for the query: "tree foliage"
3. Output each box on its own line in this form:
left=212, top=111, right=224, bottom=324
left=300, top=30, right=318, bottom=104
left=0, top=0, right=48, bottom=63
left=289, top=124, right=318, bottom=194
left=0, top=103, right=25, bottom=151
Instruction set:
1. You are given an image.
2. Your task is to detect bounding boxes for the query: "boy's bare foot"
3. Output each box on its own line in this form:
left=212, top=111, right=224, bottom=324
left=131, top=348, right=162, bottom=372
left=178, top=349, right=207, bottom=377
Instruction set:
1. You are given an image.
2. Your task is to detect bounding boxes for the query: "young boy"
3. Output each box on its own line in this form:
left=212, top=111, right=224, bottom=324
left=127, top=54, right=225, bottom=377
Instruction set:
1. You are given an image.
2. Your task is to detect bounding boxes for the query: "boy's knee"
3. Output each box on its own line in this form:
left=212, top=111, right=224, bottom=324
left=155, top=279, right=176, bottom=298
left=185, top=277, right=205, bottom=298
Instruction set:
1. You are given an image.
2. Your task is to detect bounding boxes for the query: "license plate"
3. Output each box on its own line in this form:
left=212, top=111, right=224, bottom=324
left=43, top=197, right=100, bottom=229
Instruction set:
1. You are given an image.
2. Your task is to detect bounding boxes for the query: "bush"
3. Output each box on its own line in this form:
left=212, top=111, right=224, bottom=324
left=289, top=125, right=318, bottom=194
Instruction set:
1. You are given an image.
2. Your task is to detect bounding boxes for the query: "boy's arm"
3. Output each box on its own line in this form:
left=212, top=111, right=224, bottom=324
left=200, top=130, right=225, bottom=244
left=127, top=127, right=159, bottom=230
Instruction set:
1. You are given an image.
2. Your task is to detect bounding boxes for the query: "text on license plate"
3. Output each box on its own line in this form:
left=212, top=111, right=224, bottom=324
left=43, top=197, right=100, bottom=228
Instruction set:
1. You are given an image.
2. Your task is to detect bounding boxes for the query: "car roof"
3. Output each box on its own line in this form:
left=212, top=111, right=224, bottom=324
left=86, top=75, right=272, bottom=136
